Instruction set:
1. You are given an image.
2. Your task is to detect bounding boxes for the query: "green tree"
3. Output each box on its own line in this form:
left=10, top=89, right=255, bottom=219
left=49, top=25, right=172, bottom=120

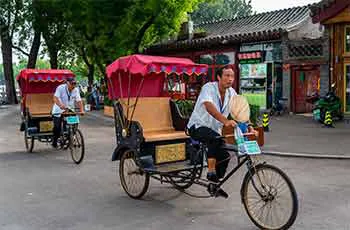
left=191, top=0, right=254, bottom=24
left=0, top=0, right=24, bottom=104
left=35, top=0, right=70, bottom=69
left=65, top=0, right=204, bottom=84
left=12, top=0, right=42, bottom=69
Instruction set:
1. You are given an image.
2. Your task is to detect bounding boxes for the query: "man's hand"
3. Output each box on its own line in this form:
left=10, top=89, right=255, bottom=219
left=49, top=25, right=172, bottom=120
left=248, top=126, right=259, bottom=136
left=224, top=119, right=237, bottom=127
left=58, top=104, right=67, bottom=110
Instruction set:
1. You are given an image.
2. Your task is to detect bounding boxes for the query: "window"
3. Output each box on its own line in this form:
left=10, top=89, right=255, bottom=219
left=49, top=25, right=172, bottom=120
left=345, top=26, right=350, bottom=53
left=198, top=51, right=235, bottom=81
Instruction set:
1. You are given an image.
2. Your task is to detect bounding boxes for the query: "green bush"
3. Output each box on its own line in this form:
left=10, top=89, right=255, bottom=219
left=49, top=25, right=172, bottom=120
left=249, top=104, right=261, bottom=127
left=104, top=96, right=113, bottom=106
left=174, top=99, right=195, bottom=118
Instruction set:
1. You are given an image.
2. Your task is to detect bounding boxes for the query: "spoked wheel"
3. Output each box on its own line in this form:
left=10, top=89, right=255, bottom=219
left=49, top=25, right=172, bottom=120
left=168, top=166, right=203, bottom=190
left=69, top=129, right=85, bottom=164
left=119, top=150, right=149, bottom=199
left=24, top=130, right=34, bottom=153
left=241, top=164, right=298, bottom=230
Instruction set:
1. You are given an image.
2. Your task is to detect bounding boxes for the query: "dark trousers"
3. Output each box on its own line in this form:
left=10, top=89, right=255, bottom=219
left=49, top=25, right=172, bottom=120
left=188, top=126, right=229, bottom=178
left=52, top=116, right=63, bottom=145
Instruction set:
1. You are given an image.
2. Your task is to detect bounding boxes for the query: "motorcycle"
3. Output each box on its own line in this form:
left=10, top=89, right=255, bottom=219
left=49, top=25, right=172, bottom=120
left=306, top=83, right=343, bottom=123
left=270, top=97, right=288, bottom=116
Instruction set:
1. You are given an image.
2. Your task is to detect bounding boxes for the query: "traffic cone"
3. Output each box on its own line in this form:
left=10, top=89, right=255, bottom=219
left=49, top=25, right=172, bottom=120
left=324, top=111, right=334, bottom=128
left=262, top=112, right=269, bottom=132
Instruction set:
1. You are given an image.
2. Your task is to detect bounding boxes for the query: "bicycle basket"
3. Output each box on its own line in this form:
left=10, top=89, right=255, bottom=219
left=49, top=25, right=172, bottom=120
left=66, top=116, right=80, bottom=124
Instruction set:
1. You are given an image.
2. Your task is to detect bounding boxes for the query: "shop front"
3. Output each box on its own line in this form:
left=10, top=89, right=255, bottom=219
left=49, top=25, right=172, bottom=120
left=292, top=65, right=320, bottom=113
left=237, top=42, right=283, bottom=110
left=311, top=0, right=350, bottom=114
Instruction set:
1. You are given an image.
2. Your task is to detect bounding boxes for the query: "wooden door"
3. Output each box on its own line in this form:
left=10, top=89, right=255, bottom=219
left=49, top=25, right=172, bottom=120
left=293, top=67, right=320, bottom=113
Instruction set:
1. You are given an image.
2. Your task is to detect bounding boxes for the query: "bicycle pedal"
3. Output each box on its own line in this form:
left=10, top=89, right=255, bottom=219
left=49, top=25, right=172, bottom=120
left=207, top=183, right=229, bottom=199
left=207, top=183, right=217, bottom=196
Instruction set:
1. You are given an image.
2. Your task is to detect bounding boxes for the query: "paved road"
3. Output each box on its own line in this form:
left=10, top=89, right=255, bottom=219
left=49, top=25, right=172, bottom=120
left=263, top=114, right=350, bottom=156
left=1, top=106, right=349, bottom=230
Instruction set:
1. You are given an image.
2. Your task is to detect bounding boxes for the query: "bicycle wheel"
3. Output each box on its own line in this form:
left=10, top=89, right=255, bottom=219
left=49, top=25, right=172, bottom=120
left=119, top=150, right=149, bottom=199
left=69, top=129, right=85, bottom=164
left=24, top=130, right=34, bottom=153
left=241, top=164, right=298, bottom=230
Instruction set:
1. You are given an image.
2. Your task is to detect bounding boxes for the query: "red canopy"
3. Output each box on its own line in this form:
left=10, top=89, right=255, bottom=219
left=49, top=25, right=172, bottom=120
left=106, top=54, right=208, bottom=99
left=17, top=69, right=75, bottom=94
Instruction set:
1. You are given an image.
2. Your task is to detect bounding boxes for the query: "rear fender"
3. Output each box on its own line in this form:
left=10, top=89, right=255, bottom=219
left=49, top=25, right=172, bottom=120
left=111, top=145, right=137, bottom=161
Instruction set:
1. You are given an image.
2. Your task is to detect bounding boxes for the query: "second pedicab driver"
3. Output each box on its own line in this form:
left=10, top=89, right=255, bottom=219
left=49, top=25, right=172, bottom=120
left=51, top=77, right=84, bottom=148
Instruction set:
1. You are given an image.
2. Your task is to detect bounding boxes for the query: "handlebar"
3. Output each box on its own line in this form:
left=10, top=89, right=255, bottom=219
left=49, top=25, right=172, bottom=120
left=215, top=132, right=257, bottom=140
left=52, top=110, right=85, bottom=117
left=61, top=112, right=84, bottom=116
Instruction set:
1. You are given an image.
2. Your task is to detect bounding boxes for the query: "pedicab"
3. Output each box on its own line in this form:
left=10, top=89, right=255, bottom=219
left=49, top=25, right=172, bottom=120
left=17, top=69, right=85, bottom=164
left=107, top=54, right=298, bottom=230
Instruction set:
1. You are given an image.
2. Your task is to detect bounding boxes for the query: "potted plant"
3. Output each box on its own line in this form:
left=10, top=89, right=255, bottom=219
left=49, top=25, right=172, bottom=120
left=103, top=97, right=114, bottom=117
left=169, top=99, right=195, bottom=131
left=249, top=104, right=264, bottom=146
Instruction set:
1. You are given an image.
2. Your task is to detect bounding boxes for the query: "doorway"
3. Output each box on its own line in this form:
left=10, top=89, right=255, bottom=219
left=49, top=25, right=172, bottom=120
left=293, top=66, right=320, bottom=113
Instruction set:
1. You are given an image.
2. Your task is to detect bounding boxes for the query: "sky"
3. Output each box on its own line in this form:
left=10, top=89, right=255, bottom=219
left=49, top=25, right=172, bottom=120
left=251, top=0, right=321, bottom=13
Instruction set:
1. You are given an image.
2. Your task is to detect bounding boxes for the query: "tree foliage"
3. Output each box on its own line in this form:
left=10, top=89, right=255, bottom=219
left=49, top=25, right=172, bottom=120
left=2, top=0, right=240, bottom=101
left=0, top=0, right=24, bottom=104
left=191, top=0, right=254, bottom=24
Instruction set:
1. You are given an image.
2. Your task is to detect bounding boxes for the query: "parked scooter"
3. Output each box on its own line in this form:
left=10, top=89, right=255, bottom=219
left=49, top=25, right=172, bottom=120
left=270, top=97, right=288, bottom=116
left=306, top=83, right=343, bottom=123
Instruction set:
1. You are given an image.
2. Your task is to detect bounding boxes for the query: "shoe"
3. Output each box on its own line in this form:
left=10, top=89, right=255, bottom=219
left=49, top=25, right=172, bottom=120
left=207, top=183, right=229, bottom=199
left=215, top=188, right=229, bottom=199
left=207, top=172, right=219, bottom=183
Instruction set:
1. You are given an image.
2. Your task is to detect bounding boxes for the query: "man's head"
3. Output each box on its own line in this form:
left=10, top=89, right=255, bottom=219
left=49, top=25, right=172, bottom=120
left=66, top=77, right=77, bottom=91
left=216, top=65, right=235, bottom=89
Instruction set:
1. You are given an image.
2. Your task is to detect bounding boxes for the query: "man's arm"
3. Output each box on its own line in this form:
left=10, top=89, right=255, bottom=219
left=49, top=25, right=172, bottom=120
left=53, top=96, right=66, bottom=110
left=203, top=101, right=236, bottom=127
left=77, top=100, right=84, bottom=114
left=75, top=89, right=84, bottom=114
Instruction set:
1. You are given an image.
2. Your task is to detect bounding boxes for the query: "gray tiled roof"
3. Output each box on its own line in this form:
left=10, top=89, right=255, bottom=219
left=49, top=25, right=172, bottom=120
left=310, top=0, right=336, bottom=14
left=195, top=5, right=311, bottom=38
left=309, top=0, right=350, bottom=22
left=146, top=5, right=313, bottom=53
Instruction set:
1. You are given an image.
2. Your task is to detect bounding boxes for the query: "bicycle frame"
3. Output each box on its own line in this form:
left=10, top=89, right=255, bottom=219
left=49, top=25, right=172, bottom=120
left=55, top=114, right=80, bottom=148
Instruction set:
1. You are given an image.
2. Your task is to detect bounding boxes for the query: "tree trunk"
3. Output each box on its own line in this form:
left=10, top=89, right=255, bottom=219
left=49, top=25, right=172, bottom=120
left=97, top=62, right=107, bottom=80
left=88, top=64, right=94, bottom=86
left=49, top=48, right=58, bottom=69
left=27, top=30, right=41, bottom=68
left=0, top=25, right=17, bottom=104
left=81, top=47, right=94, bottom=86
left=133, top=15, right=156, bottom=53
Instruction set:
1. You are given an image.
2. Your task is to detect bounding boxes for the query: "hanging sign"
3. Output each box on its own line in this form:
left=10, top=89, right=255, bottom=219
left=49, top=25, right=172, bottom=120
left=238, top=51, right=264, bottom=64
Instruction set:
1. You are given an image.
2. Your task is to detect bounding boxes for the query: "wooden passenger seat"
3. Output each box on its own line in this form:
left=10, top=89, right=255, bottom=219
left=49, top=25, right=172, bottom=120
left=120, top=97, right=188, bottom=142
left=25, top=93, right=54, bottom=117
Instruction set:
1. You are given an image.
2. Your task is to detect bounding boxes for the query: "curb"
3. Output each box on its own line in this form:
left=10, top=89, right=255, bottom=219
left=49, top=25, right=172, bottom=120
left=85, top=111, right=114, bottom=122
left=263, top=151, right=350, bottom=159
left=85, top=112, right=350, bottom=160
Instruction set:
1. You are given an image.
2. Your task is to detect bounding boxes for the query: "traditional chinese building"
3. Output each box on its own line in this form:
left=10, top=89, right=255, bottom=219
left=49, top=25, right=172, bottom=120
left=145, top=4, right=327, bottom=113
left=311, top=0, right=350, bottom=113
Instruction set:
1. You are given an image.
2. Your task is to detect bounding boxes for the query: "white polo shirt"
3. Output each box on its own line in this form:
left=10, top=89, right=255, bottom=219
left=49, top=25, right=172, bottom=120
left=187, top=82, right=237, bottom=134
left=52, top=83, right=81, bottom=116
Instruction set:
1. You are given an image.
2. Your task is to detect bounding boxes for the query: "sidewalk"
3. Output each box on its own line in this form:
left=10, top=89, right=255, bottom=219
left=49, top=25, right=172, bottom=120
left=86, top=110, right=350, bottom=159
left=262, top=114, right=350, bottom=158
